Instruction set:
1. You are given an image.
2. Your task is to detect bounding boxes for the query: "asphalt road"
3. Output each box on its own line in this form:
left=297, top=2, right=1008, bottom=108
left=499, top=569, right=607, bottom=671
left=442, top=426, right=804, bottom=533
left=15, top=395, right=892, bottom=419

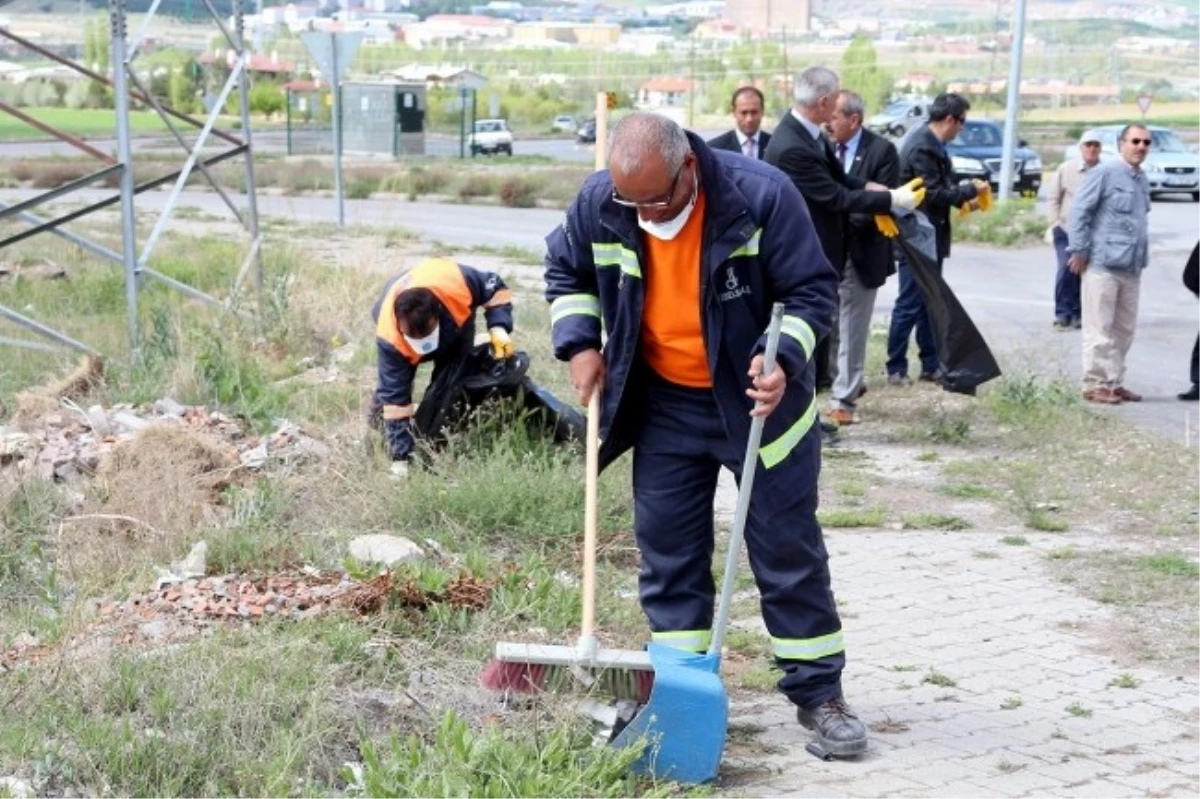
left=0, top=130, right=719, bottom=163
left=1, top=186, right=1196, bottom=444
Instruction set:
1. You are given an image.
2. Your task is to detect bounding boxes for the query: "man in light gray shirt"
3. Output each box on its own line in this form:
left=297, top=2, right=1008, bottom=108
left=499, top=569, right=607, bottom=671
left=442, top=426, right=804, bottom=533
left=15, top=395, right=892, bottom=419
left=1047, top=131, right=1102, bottom=329
left=1067, top=124, right=1152, bottom=405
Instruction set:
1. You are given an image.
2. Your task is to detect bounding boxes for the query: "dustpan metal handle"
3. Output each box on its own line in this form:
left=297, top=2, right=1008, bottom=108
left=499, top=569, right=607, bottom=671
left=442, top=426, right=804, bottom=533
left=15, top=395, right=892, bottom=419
left=577, top=389, right=601, bottom=664
left=709, top=302, right=785, bottom=657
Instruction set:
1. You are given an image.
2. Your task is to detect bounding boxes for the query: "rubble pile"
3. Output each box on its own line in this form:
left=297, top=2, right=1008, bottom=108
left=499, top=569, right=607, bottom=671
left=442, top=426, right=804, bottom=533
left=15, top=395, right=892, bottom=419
left=0, top=398, right=332, bottom=483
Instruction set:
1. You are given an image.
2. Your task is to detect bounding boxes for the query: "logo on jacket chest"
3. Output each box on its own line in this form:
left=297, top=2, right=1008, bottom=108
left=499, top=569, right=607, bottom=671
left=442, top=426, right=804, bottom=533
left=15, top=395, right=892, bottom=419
left=718, top=265, right=751, bottom=302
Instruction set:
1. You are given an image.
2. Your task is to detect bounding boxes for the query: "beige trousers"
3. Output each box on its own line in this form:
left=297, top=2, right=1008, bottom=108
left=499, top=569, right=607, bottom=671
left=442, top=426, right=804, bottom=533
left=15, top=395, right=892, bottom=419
left=1081, top=268, right=1141, bottom=390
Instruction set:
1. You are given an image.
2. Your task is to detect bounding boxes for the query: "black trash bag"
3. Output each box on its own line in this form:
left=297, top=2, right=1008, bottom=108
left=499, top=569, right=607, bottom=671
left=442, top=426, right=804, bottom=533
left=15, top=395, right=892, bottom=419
left=412, top=344, right=583, bottom=450
left=892, top=211, right=1002, bottom=395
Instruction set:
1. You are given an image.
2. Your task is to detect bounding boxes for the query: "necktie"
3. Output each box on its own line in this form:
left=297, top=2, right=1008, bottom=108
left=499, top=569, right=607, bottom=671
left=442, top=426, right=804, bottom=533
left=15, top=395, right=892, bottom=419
left=743, top=137, right=756, bottom=159
left=837, top=143, right=848, bottom=170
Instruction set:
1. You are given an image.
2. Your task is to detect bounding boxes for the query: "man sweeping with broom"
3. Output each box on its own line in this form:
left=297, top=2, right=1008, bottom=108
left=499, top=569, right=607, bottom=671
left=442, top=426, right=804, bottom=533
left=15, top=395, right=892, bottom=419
left=539, top=113, right=866, bottom=758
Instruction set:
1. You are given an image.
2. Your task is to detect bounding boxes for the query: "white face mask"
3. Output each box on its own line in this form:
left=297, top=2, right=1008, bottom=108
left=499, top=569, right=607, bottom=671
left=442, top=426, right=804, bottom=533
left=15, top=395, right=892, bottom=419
left=404, top=325, right=439, bottom=356
left=637, top=182, right=698, bottom=242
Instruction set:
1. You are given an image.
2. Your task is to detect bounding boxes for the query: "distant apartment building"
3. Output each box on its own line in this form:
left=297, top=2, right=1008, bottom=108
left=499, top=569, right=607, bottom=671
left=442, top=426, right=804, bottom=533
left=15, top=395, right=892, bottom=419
left=724, top=0, right=811, bottom=33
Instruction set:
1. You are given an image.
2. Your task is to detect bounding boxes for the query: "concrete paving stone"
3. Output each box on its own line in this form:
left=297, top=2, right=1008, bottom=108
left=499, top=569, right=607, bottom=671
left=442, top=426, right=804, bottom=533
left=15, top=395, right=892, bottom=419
left=969, top=765, right=1070, bottom=796
left=1105, top=771, right=1199, bottom=795
left=889, top=759, right=1000, bottom=789
left=1047, top=780, right=1143, bottom=798
left=1016, top=755, right=1114, bottom=785
left=739, top=777, right=854, bottom=796
left=837, top=773, right=930, bottom=797
left=939, top=729, right=1036, bottom=756
left=904, top=782, right=1001, bottom=798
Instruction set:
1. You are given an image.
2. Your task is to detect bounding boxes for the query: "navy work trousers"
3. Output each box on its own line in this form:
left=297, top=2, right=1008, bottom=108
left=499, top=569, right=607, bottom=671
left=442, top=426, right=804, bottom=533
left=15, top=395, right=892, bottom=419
left=886, top=254, right=941, bottom=378
left=631, top=375, right=845, bottom=709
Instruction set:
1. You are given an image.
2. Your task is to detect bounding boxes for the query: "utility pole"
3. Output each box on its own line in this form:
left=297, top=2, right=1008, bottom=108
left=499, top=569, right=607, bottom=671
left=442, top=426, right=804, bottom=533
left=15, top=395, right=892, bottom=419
left=688, top=30, right=695, bottom=128
left=781, top=26, right=789, bottom=112
left=997, top=0, right=1027, bottom=201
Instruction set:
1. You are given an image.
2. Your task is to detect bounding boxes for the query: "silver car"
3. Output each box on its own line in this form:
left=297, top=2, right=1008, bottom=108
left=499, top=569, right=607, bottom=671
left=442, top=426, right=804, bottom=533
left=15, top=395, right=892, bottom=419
left=1064, top=125, right=1199, bottom=202
left=866, top=97, right=932, bottom=139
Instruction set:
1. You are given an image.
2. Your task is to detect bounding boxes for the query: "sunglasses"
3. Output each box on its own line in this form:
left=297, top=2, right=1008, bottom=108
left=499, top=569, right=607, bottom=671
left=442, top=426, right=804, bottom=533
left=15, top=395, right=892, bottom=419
left=612, top=162, right=686, bottom=209
left=1127, top=138, right=1152, bottom=146
left=1082, top=141, right=1101, bottom=147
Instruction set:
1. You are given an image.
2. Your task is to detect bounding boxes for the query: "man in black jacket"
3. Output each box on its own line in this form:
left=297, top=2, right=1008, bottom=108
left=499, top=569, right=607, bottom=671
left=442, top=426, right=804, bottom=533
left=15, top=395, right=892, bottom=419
left=1181, top=243, right=1199, bottom=401
left=765, top=66, right=923, bottom=392
left=707, top=86, right=772, bottom=160
left=824, top=90, right=901, bottom=425
left=886, top=93, right=986, bottom=384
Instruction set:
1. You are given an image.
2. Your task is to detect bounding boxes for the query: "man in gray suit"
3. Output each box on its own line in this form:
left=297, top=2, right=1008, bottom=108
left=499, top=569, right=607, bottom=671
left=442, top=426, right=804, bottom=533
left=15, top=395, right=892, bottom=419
left=823, top=90, right=901, bottom=425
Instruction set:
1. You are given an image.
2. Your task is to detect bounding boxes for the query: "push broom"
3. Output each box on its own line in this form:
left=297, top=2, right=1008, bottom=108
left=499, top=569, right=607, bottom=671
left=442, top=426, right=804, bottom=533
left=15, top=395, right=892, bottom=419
left=480, top=390, right=656, bottom=704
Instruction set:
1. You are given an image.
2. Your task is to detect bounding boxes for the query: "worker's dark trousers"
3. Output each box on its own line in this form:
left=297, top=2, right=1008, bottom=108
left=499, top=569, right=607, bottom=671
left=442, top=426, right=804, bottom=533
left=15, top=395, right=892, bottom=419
left=632, top=376, right=845, bottom=710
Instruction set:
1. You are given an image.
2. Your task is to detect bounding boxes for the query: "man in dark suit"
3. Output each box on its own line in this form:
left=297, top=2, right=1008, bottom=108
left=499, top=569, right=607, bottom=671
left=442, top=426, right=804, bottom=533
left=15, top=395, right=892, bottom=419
left=823, top=90, right=901, bottom=425
left=707, top=86, right=771, bottom=160
left=886, top=93, right=986, bottom=384
left=764, top=66, right=923, bottom=391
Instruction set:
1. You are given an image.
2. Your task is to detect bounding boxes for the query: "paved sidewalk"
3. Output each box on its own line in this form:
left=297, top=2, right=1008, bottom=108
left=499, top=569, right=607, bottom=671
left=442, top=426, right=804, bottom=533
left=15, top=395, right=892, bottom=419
left=719, top=528, right=1199, bottom=797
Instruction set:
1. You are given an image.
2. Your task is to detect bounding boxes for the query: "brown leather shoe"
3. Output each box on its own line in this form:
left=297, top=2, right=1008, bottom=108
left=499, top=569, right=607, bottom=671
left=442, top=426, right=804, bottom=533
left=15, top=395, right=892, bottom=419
left=1113, top=387, right=1142, bottom=402
left=1083, top=388, right=1122, bottom=405
left=827, top=408, right=856, bottom=426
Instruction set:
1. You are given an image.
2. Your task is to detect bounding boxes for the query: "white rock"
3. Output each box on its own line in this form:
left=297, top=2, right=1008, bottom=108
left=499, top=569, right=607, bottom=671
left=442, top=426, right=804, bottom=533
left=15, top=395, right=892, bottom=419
left=86, top=405, right=113, bottom=436
left=348, top=534, right=424, bottom=567
left=170, top=540, right=207, bottom=579
left=111, top=411, right=150, bottom=432
left=0, top=777, right=32, bottom=799
left=331, top=343, right=356, bottom=364
left=154, top=398, right=187, bottom=417
left=239, top=443, right=269, bottom=470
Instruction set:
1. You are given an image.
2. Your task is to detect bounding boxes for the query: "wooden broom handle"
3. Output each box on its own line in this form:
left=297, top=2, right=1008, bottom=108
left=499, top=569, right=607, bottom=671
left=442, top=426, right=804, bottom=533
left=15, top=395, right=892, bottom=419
left=580, top=389, right=601, bottom=645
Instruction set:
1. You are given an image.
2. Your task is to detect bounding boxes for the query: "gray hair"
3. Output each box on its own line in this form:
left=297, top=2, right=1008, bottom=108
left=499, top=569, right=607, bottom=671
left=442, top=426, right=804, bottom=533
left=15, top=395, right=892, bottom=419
left=609, top=112, right=691, bottom=175
left=838, top=89, right=865, bottom=121
left=794, top=66, right=839, bottom=107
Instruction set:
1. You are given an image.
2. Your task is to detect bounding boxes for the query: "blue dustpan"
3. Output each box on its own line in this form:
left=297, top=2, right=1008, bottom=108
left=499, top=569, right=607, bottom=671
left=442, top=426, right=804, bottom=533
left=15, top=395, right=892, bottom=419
left=612, top=304, right=786, bottom=785
left=611, top=644, right=727, bottom=783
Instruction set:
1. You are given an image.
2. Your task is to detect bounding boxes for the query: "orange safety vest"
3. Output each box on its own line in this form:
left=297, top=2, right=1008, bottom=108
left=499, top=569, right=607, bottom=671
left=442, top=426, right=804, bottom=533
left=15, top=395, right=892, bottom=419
left=376, top=258, right=475, bottom=364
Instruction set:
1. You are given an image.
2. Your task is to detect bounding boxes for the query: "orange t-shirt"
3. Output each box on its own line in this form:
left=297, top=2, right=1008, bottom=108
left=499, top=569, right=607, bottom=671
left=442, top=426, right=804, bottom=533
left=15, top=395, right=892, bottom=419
left=641, top=189, right=711, bottom=388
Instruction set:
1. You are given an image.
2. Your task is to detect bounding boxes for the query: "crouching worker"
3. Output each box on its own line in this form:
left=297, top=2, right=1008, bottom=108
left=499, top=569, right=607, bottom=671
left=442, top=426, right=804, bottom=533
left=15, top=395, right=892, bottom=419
left=370, top=257, right=584, bottom=474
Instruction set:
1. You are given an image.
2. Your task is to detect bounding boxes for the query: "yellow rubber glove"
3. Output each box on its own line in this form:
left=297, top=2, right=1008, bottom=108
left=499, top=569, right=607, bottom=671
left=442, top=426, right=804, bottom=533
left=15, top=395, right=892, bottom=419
left=489, top=326, right=515, bottom=360
left=905, top=176, right=927, bottom=208
left=873, top=214, right=899, bottom=238
left=977, top=182, right=993, bottom=211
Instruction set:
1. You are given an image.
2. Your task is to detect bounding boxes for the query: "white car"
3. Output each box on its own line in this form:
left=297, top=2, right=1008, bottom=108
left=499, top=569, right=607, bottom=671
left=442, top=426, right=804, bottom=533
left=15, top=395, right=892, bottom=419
left=1064, top=125, right=1199, bottom=202
left=551, top=115, right=577, bottom=133
left=469, top=119, right=514, bottom=156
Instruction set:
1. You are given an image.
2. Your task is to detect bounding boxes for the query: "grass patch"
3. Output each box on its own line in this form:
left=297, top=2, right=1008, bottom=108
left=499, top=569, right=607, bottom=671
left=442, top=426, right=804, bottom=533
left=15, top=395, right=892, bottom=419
left=1065, top=702, right=1092, bottom=718
left=817, top=507, right=885, bottom=528
left=1046, top=546, right=1076, bottom=560
left=914, top=451, right=939, bottom=462
left=1137, top=553, right=1199, bottom=578
left=922, top=669, right=957, bottom=688
left=954, top=198, right=1047, bottom=246
left=1001, top=696, right=1023, bottom=710
left=939, top=483, right=1001, bottom=500
left=1000, top=535, right=1029, bottom=546
left=1108, top=673, right=1141, bottom=689
left=901, top=513, right=972, bottom=531
left=0, top=107, right=170, bottom=140
left=357, top=710, right=667, bottom=798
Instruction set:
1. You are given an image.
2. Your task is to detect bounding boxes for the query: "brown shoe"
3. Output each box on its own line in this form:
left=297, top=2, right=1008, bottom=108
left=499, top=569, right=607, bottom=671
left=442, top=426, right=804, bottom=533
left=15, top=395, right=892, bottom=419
left=827, top=408, right=856, bottom=426
left=1113, top=387, right=1142, bottom=402
left=1083, top=388, right=1122, bottom=405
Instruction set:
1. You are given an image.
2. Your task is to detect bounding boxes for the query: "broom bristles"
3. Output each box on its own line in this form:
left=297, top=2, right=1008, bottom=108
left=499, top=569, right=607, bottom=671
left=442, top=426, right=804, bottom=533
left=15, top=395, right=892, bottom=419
left=481, top=658, right=655, bottom=704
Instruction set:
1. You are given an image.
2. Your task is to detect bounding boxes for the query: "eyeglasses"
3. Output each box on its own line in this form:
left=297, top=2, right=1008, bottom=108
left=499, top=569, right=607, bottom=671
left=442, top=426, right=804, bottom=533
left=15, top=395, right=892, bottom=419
left=612, top=162, right=686, bottom=209
left=1081, top=141, right=1101, bottom=147
left=1127, top=138, right=1152, bottom=146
